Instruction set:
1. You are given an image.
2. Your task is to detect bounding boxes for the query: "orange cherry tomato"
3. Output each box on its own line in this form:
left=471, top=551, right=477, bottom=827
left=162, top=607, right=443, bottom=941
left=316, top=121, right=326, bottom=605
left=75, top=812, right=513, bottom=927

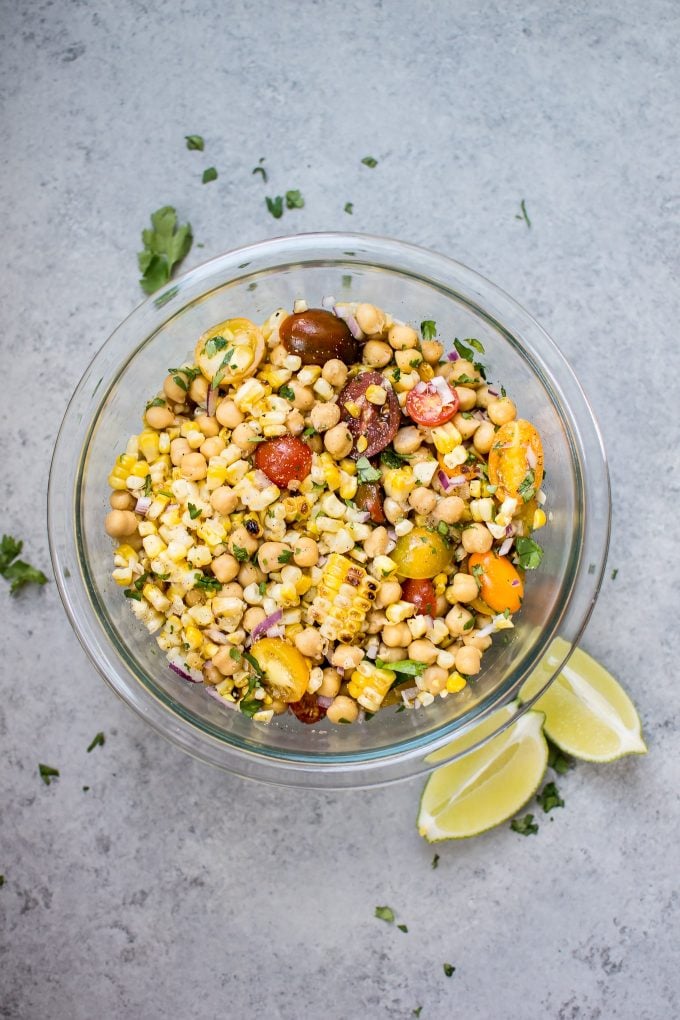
left=194, top=317, right=265, bottom=388
left=488, top=419, right=544, bottom=502
left=406, top=380, right=459, bottom=427
left=249, top=637, right=310, bottom=703
left=401, top=578, right=437, bottom=616
left=253, top=436, right=312, bottom=488
left=468, top=551, right=524, bottom=614
left=392, top=527, right=452, bottom=579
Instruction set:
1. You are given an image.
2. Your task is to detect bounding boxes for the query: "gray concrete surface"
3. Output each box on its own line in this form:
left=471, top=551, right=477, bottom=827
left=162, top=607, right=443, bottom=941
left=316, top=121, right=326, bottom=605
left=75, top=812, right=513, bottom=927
left=2, top=1, right=679, bottom=1017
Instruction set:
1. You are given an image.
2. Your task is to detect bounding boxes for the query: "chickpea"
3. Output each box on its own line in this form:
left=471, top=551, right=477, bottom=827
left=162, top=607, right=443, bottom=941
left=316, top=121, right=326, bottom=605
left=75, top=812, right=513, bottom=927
left=195, top=414, right=218, bottom=438
left=318, top=668, right=342, bottom=699
left=473, top=421, right=496, bottom=455
left=435, top=361, right=457, bottom=382
left=461, top=522, right=493, bottom=554
left=270, top=698, right=288, bottom=715
left=377, top=644, right=409, bottom=663
left=449, top=359, right=481, bottom=386
left=454, top=386, right=477, bottom=411
left=383, top=497, right=405, bottom=524
left=464, top=633, right=493, bottom=651
left=257, top=541, right=292, bottom=573
left=185, top=589, right=205, bottom=608
left=243, top=607, right=267, bottom=633
left=356, top=302, right=387, bottom=336
left=180, top=451, right=208, bottom=481
left=109, top=491, right=135, bottom=510
left=211, top=553, right=240, bottom=583
left=269, top=344, right=289, bottom=367
left=307, top=433, right=323, bottom=454
left=387, top=323, right=418, bottom=350
left=216, top=398, right=244, bottom=429
left=446, top=604, right=474, bottom=637
left=104, top=509, right=138, bottom=538
left=238, top=561, right=265, bottom=587
left=326, top=695, right=359, bottom=725
left=376, top=579, right=402, bottom=609
left=382, top=622, right=411, bottom=647
left=210, top=486, right=238, bottom=516
left=421, top=665, right=449, bottom=695
left=452, top=412, right=480, bottom=440
left=292, top=536, right=319, bottom=568
left=290, top=382, right=315, bottom=411
left=322, top=359, right=348, bottom=388
left=420, top=340, right=444, bottom=364
left=189, top=374, right=209, bottom=405
left=228, top=526, right=259, bottom=558
left=487, top=397, right=517, bottom=426
left=395, top=348, right=423, bottom=372
left=163, top=373, right=189, bottom=403
left=126, top=532, right=143, bottom=551
left=475, top=385, right=494, bottom=409
left=294, top=628, right=324, bottom=660
left=324, top=423, right=353, bottom=460
left=435, top=594, right=448, bottom=617
left=409, top=488, right=437, bottom=515
left=360, top=339, right=391, bottom=368
left=212, top=645, right=240, bottom=676
left=450, top=572, right=479, bottom=603
left=145, top=405, right=174, bottom=430
left=200, top=435, right=226, bottom=459
left=202, top=661, right=222, bottom=685
left=364, top=526, right=389, bottom=559
left=432, top=495, right=465, bottom=524
left=287, top=409, right=305, bottom=435
left=455, top=645, right=482, bottom=675
left=393, top=426, right=422, bottom=455
left=331, top=644, right=363, bottom=671
left=367, top=610, right=388, bottom=634
left=232, top=421, right=260, bottom=450
left=407, top=639, right=439, bottom=664
left=310, top=402, right=341, bottom=432
left=170, top=437, right=191, bottom=466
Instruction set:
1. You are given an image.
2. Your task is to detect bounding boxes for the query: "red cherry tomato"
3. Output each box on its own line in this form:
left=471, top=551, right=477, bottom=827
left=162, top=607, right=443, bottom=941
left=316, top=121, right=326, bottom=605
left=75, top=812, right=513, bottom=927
left=401, top=578, right=438, bottom=616
left=289, top=692, right=328, bottom=725
left=339, top=371, right=401, bottom=458
left=253, top=435, right=312, bottom=488
left=406, top=380, right=459, bottom=427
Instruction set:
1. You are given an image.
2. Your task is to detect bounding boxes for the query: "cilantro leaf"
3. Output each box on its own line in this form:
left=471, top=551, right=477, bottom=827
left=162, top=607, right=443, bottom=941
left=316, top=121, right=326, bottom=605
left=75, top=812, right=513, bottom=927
left=443, top=963, right=456, bottom=977
left=278, top=550, right=293, bottom=564
left=278, top=384, right=295, bottom=401
left=517, top=470, right=536, bottom=503
left=0, top=535, right=48, bottom=595
left=420, top=320, right=437, bottom=340
left=38, top=763, right=60, bottom=786
left=510, top=813, right=538, bottom=835
left=344, top=202, right=354, bottom=214
left=232, top=544, right=250, bottom=563
left=356, top=457, right=381, bottom=483
left=202, top=166, right=218, bottom=184
left=397, top=924, right=408, bottom=933
left=86, top=732, right=105, bottom=753
left=537, top=781, right=564, bottom=813
left=374, top=905, right=394, bottom=923
left=239, top=697, right=262, bottom=717
left=266, top=195, right=284, bottom=219
left=204, top=335, right=228, bottom=357
left=361, top=156, right=378, bottom=168
left=413, top=1009, right=422, bottom=1018
left=185, top=134, right=204, bottom=151
left=193, top=572, right=222, bottom=593
left=547, top=737, right=574, bottom=775
left=138, top=206, right=193, bottom=295
left=515, top=536, right=544, bottom=570
left=285, top=189, right=305, bottom=209
left=380, top=447, right=408, bottom=469
left=375, top=658, right=427, bottom=677
left=188, top=503, right=202, bottom=520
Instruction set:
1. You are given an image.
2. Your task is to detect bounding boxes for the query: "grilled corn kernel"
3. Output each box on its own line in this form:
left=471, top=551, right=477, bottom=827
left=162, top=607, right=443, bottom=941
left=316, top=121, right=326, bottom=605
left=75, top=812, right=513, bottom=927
left=343, top=400, right=361, bottom=418
left=371, top=555, right=397, bottom=578
left=385, top=600, right=416, bottom=623
left=469, top=480, right=482, bottom=498
left=348, top=661, right=396, bottom=711
left=308, top=553, right=379, bottom=642
left=383, top=467, right=415, bottom=500
left=112, top=567, right=133, bottom=586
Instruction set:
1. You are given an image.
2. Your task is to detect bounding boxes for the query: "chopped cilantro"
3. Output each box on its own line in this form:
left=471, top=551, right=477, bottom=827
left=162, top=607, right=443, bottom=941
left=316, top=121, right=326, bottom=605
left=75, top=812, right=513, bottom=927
left=278, top=384, right=295, bottom=401
left=138, top=206, right=192, bottom=295
left=420, top=320, right=437, bottom=340
left=202, top=166, right=218, bottom=184
left=302, top=426, right=318, bottom=437
left=547, top=737, right=574, bottom=775
left=86, top=732, right=105, bottom=753
left=229, top=647, right=242, bottom=662
left=145, top=396, right=166, bottom=409
left=242, top=650, right=263, bottom=678
left=611, top=568, right=618, bottom=580
left=437, top=520, right=449, bottom=538
left=380, top=447, right=408, bottom=468
left=515, top=536, right=543, bottom=570
left=266, top=195, right=284, bottom=219
left=395, top=704, right=405, bottom=713
left=515, top=198, right=531, bottom=228
left=361, top=156, right=378, bottom=168
left=431, top=853, right=440, bottom=869
left=374, top=905, right=394, bottom=923
left=38, top=763, right=60, bottom=786
left=285, top=189, right=305, bottom=209
left=443, top=963, right=456, bottom=977
left=239, top=697, right=262, bottom=718
left=123, top=588, right=143, bottom=601
left=185, top=134, right=204, bottom=151
left=397, top=924, right=408, bottom=933
left=257, top=580, right=267, bottom=596
left=278, top=550, right=293, bottom=564
left=212, top=346, right=235, bottom=387
left=204, top=335, right=228, bottom=357
left=375, top=658, right=427, bottom=677
left=393, top=366, right=401, bottom=382
left=510, top=813, right=538, bottom=835
left=188, top=503, right=202, bottom=520
left=344, top=202, right=354, bottom=214
left=232, top=544, right=250, bottom=563
left=463, top=617, right=475, bottom=631
left=193, top=572, right=222, bottom=593
left=356, top=457, right=381, bottom=483
left=0, top=535, right=48, bottom=595
left=517, top=470, right=536, bottom=503
left=537, top=781, right=564, bottom=814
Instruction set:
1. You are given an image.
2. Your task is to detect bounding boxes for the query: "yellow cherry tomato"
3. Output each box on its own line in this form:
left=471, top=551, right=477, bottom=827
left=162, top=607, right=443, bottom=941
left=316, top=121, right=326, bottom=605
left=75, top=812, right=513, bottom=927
left=392, top=526, right=452, bottom=580
left=468, top=552, right=524, bottom=614
left=249, top=637, right=309, bottom=703
left=195, top=317, right=265, bottom=389
left=488, top=419, right=544, bottom=502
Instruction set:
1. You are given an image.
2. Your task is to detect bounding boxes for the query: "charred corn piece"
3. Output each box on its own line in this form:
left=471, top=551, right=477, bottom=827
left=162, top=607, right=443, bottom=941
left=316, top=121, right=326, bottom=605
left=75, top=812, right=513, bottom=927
left=308, top=553, right=379, bottom=642
left=348, top=660, right=396, bottom=711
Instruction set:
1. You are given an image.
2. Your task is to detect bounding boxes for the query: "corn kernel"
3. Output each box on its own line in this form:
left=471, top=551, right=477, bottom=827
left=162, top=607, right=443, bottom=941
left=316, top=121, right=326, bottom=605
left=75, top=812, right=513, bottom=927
left=142, top=583, right=171, bottom=613
left=112, top=567, right=133, bottom=586
left=386, top=600, right=416, bottom=623
left=356, top=435, right=368, bottom=453
left=343, top=400, right=361, bottom=418
left=446, top=672, right=467, bottom=693
left=365, top=384, right=387, bottom=405
left=532, top=508, right=547, bottom=530
left=431, top=422, right=463, bottom=454
left=371, top=555, right=397, bottom=578
left=142, top=534, right=166, bottom=558
left=339, top=458, right=356, bottom=475
left=184, top=626, right=203, bottom=650
left=469, top=480, right=482, bottom=498
left=339, top=475, right=358, bottom=501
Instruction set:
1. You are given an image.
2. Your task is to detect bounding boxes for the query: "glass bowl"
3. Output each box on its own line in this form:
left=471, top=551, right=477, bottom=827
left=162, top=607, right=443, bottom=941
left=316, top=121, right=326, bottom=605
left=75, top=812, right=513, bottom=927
left=48, top=233, right=610, bottom=788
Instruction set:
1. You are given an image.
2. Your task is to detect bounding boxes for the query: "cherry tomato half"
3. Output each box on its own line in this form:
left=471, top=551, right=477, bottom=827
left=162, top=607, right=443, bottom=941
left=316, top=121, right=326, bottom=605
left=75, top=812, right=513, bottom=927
left=392, top=526, right=452, bottom=579
left=468, top=551, right=524, bottom=614
left=401, top=578, right=437, bottom=616
left=339, top=371, right=401, bottom=458
left=249, top=637, right=310, bottom=703
left=253, top=436, right=312, bottom=488
left=280, top=309, right=358, bottom=366
left=355, top=482, right=386, bottom=523
left=406, top=380, right=459, bottom=427
left=289, top=691, right=327, bottom=724
left=488, top=419, right=544, bottom=502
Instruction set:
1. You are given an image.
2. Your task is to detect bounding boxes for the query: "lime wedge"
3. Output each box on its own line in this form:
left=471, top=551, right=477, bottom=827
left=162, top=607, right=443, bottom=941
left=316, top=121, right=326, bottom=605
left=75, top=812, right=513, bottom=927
left=520, top=641, right=646, bottom=762
left=417, top=709, right=547, bottom=842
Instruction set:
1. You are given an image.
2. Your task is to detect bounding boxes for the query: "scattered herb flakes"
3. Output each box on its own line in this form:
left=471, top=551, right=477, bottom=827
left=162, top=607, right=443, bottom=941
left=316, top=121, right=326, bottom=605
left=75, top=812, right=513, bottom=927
left=431, top=853, right=440, bottom=869
left=611, top=568, right=619, bottom=580
left=412, top=1009, right=422, bottom=1018
left=138, top=206, right=193, bottom=295
left=302, top=426, right=318, bottom=437
left=397, top=923, right=408, bottom=933
left=443, top=963, right=456, bottom=977
left=515, top=536, right=544, bottom=570
left=517, top=469, right=536, bottom=503
left=204, top=335, right=228, bottom=357
left=185, top=134, right=204, bottom=151
left=266, top=195, right=284, bottom=219
left=537, top=781, right=564, bottom=813
left=239, top=697, right=262, bottom=718
left=356, top=457, right=382, bottom=483
left=278, top=384, right=295, bottom=401
left=38, top=763, right=60, bottom=786
left=515, top=198, right=531, bottom=228
left=344, top=202, right=354, bottom=214
left=361, top=155, right=378, bottom=168
left=278, top=550, right=293, bottom=564
left=252, top=158, right=268, bottom=182
left=242, top=650, right=263, bottom=679
left=380, top=447, right=408, bottom=469
left=82, top=786, right=90, bottom=792
left=547, top=737, right=574, bottom=775
left=285, top=189, right=305, bottom=209
left=187, top=502, right=203, bottom=520
left=229, top=647, right=242, bottom=663
left=202, top=166, right=218, bottom=184
left=375, top=905, right=395, bottom=923
left=86, top=732, right=105, bottom=753
left=510, top=813, right=538, bottom=836
left=146, top=396, right=166, bottom=409
left=0, top=535, right=48, bottom=595
left=193, top=572, right=222, bottom=593
left=232, top=544, right=250, bottom=563
left=420, top=320, right=437, bottom=341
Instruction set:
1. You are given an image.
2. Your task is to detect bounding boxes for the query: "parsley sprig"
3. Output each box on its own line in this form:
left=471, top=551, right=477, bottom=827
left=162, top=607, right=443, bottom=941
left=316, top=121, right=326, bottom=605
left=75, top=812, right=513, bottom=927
left=138, top=206, right=193, bottom=295
left=0, top=535, right=48, bottom=595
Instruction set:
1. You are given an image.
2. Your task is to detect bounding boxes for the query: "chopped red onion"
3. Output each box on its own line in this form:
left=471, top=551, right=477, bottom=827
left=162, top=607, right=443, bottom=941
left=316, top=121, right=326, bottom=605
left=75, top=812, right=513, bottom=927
left=135, top=495, right=153, bottom=516
left=498, top=537, right=513, bottom=557
left=444, top=474, right=466, bottom=487
left=334, top=304, right=365, bottom=340
left=317, top=695, right=334, bottom=709
left=206, top=385, right=218, bottom=417
left=169, top=662, right=202, bottom=683
left=386, top=527, right=398, bottom=542
left=354, top=510, right=371, bottom=524
left=251, top=609, right=283, bottom=642
left=488, top=387, right=499, bottom=397
left=527, top=447, right=537, bottom=470
left=511, top=579, right=520, bottom=587
left=447, top=350, right=459, bottom=361
left=430, top=376, right=457, bottom=404
left=203, top=627, right=229, bottom=644
left=438, top=470, right=452, bottom=491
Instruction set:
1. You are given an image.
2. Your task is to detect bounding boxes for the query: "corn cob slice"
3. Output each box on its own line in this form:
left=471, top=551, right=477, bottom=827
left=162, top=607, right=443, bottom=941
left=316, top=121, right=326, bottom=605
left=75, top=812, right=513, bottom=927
left=308, top=553, right=379, bottom=642
left=348, top=660, right=396, bottom=712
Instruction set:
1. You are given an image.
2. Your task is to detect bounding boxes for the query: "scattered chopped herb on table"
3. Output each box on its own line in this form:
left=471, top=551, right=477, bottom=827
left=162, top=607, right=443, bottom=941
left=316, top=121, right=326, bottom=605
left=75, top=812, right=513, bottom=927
left=361, top=155, right=378, bottom=167
left=443, top=963, right=456, bottom=977
left=184, top=134, right=204, bottom=150
left=202, top=166, right=218, bottom=184
left=285, top=189, right=304, bottom=209
left=344, top=202, right=354, bottom=214
left=86, top=732, right=105, bottom=753
left=510, top=813, right=538, bottom=836
left=138, top=206, right=192, bottom=295
left=515, top=198, right=531, bottom=228
left=537, top=781, right=564, bottom=813
left=38, top=764, right=60, bottom=786
left=375, top=905, right=395, bottom=923
left=0, top=535, right=48, bottom=595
